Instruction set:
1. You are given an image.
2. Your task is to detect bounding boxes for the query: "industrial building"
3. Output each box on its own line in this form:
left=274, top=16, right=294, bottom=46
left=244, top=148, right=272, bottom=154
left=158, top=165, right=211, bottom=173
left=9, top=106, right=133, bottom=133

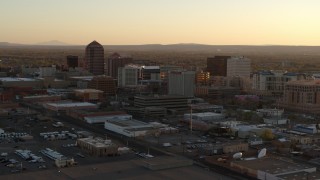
left=104, top=119, right=155, bottom=137
left=183, top=112, right=225, bottom=122
left=83, top=113, right=132, bottom=124
left=23, top=95, right=62, bottom=103
left=0, top=77, right=43, bottom=88
left=77, top=137, right=118, bottom=156
left=44, top=101, right=97, bottom=112
left=230, top=157, right=316, bottom=179
left=134, top=95, right=189, bottom=112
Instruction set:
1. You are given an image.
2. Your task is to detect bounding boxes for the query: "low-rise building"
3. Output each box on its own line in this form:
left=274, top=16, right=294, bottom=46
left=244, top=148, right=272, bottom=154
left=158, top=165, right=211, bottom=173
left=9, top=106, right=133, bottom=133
left=44, top=101, right=97, bottom=112
left=104, top=119, right=155, bottom=137
left=183, top=112, right=225, bottom=123
left=230, top=157, right=316, bottom=179
left=77, top=137, right=118, bottom=156
left=83, top=113, right=132, bottom=124
left=222, top=142, right=248, bottom=153
left=74, top=89, right=104, bottom=102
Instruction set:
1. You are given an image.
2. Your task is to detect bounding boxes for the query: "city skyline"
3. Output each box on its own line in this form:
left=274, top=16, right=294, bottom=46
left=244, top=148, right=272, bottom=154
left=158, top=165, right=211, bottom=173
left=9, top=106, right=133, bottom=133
left=1, top=0, right=320, bottom=45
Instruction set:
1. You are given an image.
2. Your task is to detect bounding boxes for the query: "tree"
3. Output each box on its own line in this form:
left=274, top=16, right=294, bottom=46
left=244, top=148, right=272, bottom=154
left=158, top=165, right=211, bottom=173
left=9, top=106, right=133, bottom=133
left=260, top=129, right=275, bottom=141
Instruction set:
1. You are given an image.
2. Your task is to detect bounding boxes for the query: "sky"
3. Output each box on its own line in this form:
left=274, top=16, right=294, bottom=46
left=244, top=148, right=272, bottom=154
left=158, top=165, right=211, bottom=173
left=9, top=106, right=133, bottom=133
left=1, top=0, right=320, bottom=45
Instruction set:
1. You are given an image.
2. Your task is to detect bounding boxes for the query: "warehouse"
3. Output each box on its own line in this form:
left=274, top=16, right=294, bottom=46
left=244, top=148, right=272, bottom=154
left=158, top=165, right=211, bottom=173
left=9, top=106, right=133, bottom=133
left=84, top=114, right=132, bottom=124
left=184, top=112, right=225, bottom=122
left=44, top=101, right=97, bottom=112
left=104, top=119, right=155, bottom=137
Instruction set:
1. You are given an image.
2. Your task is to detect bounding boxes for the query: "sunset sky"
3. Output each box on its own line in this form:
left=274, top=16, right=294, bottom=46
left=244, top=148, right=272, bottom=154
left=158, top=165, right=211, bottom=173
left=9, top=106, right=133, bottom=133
left=1, top=0, right=320, bottom=45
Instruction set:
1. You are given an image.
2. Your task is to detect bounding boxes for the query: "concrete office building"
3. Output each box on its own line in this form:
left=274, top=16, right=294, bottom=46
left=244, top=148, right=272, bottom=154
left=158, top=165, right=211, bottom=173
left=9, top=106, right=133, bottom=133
left=134, top=95, right=188, bottom=112
left=85, top=41, right=105, bottom=75
left=141, top=66, right=160, bottom=80
left=280, top=80, right=320, bottom=114
left=118, top=65, right=139, bottom=87
left=207, top=56, right=250, bottom=78
left=168, top=71, right=195, bottom=97
left=195, top=71, right=210, bottom=85
left=107, top=53, right=133, bottom=78
left=252, top=71, right=302, bottom=96
left=39, top=66, right=56, bottom=77
left=88, top=75, right=116, bottom=96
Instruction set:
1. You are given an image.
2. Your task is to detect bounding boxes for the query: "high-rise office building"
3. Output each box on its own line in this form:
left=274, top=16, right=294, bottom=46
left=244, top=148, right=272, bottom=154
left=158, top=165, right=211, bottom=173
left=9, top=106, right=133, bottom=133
left=118, top=65, right=139, bottom=87
left=67, top=55, right=79, bottom=69
left=168, top=71, right=195, bottom=97
left=141, top=66, right=160, bottom=80
left=107, top=53, right=133, bottom=79
left=207, top=56, right=251, bottom=78
left=85, top=41, right=105, bottom=75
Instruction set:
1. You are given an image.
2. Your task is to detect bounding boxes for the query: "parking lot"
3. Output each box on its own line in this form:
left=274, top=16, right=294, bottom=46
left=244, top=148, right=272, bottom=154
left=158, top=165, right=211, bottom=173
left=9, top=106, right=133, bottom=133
left=0, top=111, right=139, bottom=176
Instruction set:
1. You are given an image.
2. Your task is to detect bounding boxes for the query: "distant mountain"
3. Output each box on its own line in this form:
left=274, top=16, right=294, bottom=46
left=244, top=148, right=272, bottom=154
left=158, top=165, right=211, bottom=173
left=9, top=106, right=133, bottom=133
left=0, top=42, right=26, bottom=46
left=35, top=40, right=70, bottom=46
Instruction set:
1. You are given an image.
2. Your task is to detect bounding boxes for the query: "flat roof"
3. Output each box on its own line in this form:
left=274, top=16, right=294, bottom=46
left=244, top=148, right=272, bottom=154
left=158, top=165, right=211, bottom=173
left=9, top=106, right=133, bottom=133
left=74, top=89, right=104, bottom=93
left=0, top=77, right=38, bottom=82
left=77, top=137, right=115, bottom=148
left=232, top=157, right=314, bottom=175
left=69, top=76, right=94, bottom=81
left=0, top=158, right=228, bottom=180
left=47, top=102, right=96, bottom=108
left=184, top=112, right=223, bottom=117
left=287, top=80, right=320, bottom=86
left=107, top=119, right=151, bottom=128
left=85, top=114, right=132, bottom=121
left=24, top=95, right=61, bottom=99
left=135, top=95, right=188, bottom=100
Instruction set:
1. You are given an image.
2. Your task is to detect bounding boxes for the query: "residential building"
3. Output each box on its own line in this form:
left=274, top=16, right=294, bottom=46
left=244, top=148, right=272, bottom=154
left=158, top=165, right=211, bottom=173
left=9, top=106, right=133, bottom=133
left=85, top=40, right=104, bottom=75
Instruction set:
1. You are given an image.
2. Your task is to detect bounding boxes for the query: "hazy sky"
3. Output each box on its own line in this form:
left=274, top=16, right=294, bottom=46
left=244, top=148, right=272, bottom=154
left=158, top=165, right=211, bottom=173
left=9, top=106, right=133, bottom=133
left=1, top=0, right=320, bottom=45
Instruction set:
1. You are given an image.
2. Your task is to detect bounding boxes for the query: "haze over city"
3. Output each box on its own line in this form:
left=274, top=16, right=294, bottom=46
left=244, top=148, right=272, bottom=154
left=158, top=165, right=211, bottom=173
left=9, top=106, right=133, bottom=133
left=3, top=1, right=320, bottom=180
left=1, top=0, right=320, bottom=45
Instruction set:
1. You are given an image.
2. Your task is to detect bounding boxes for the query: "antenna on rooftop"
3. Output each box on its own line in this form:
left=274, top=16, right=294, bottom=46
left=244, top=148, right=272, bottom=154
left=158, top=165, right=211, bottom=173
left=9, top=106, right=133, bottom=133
left=233, top=152, right=242, bottom=159
left=257, top=148, right=267, bottom=158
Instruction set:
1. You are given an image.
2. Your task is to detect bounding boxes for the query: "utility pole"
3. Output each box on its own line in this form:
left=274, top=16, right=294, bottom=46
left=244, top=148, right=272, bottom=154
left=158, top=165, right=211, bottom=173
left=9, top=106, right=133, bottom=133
left=190, top=106, right=193, bottom=133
